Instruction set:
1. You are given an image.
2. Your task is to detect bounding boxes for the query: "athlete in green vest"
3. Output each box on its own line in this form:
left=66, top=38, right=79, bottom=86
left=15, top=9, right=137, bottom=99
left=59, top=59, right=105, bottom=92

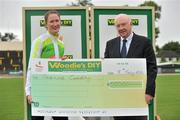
left=25, top=10, right=67, bottom=120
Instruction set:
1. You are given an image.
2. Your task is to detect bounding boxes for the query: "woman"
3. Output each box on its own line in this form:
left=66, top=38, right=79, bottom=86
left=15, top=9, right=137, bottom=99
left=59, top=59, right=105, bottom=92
left=25, top=10, right=67, bottom=120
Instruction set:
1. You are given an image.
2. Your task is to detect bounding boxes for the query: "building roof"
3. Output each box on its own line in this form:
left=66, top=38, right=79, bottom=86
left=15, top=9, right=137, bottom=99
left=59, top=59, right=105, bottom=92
left=157, top=61, right=180, bottom=67
left=0, top=41, right=22, bottom=50
left=157, top=50, right=180, bottom=58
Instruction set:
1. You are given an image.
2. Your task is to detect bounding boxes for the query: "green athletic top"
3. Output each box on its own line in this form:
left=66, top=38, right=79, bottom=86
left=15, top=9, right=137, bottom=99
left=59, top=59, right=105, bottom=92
left=25, top=32, right=64, bottom=96
left=31, top=32, right=64, bottom=58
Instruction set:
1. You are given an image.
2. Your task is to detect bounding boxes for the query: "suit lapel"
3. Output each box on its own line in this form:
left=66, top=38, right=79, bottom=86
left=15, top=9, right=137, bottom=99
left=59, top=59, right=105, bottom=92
left=114, top=37, right=121, bottom=58
left=126, top=34, right=138, bottom=58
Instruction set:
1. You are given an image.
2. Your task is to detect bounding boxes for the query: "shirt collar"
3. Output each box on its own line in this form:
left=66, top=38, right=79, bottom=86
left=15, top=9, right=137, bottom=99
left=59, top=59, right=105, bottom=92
left=120, top=32, right=134, bottom=42
left=47, top=31, right=59, bottom=39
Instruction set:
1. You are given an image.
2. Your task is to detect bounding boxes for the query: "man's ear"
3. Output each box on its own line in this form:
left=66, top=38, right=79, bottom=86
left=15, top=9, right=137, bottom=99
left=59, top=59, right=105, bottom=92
left=130, top=21, right=133, bottom=26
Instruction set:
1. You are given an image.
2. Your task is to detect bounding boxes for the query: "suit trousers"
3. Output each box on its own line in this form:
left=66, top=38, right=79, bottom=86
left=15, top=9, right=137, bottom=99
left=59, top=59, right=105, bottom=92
left=114, top=116, right=147, bottom=120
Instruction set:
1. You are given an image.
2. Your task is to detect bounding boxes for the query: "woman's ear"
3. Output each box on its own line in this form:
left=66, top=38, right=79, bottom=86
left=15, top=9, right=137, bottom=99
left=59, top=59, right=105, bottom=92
left=44, top=22, right=48, bottom=29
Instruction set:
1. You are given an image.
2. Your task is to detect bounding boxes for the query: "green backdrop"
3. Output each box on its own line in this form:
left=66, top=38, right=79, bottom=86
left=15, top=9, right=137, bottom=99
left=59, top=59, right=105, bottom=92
left=92, top=7, right=155, bottom=120
left=23, top=7, right=88, bottom=120
left=23, top=6, right=155, bottom=120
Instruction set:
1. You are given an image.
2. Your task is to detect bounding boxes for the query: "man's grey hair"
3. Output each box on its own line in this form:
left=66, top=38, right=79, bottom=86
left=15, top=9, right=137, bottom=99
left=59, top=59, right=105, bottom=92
left=114, top=13, right=132, bottom=24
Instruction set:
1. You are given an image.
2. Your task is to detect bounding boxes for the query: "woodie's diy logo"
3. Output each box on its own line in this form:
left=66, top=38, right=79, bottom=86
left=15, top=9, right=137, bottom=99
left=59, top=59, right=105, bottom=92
left=108, top=19, right=139, bottom=26
left=40, top=19, right=72, bottom=27
left=48, top=61, right=102, bottom=72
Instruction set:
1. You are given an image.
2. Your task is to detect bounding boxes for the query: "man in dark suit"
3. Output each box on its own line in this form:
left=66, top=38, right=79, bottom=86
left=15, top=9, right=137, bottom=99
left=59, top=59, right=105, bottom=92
left=104, top=14, right=157, bottom=120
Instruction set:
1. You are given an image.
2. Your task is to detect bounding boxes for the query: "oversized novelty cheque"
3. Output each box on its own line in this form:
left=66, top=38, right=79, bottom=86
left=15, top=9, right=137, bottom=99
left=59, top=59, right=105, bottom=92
left=31, top=58, right=148, bottom=117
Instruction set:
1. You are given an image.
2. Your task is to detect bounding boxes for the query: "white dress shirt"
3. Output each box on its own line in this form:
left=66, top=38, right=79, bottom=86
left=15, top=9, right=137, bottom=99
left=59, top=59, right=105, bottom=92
left=120, top=32, right=134, bottom=55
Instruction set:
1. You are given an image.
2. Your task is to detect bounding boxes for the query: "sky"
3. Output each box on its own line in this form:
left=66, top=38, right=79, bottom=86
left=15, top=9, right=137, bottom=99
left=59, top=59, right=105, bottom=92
left=0, top=0, right=179, bottom=47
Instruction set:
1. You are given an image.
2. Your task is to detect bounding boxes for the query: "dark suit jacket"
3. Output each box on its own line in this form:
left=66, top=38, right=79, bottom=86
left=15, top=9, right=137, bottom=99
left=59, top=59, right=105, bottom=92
left=104, top=33, right=157, bottom=97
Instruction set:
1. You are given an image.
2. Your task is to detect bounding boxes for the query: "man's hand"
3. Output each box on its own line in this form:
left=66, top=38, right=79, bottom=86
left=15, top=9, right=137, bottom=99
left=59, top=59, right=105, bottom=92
left=27, top=95, right=32, bottom=104
left=145, top=94, right=153, bottom=104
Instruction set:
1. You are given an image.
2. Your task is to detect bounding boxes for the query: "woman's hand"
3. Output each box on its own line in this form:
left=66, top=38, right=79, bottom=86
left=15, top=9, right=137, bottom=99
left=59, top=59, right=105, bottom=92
left=27, top=95, right=32, bottom=104
left=61, top=56, right=67, bottom=60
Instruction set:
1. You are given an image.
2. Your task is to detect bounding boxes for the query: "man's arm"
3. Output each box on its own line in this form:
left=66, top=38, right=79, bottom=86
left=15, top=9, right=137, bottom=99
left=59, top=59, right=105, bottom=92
left=144, top=40, right=157, bottom=97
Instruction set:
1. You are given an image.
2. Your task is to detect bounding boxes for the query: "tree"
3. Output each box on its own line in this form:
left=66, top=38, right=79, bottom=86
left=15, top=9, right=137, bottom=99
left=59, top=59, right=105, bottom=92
left=161, top=41, right=180, bottom=54
left=139, top=1, right=161, bottom=39
left=68, top=0, right=93, bottom=6
left=155, top=45, right=160, bottom=53
left=1, top=33, right=17, bottom=41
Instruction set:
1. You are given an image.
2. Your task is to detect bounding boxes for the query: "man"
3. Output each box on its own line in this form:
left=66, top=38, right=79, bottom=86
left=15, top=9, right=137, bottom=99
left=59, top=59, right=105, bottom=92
left=104, top=14, right=157, bottom=120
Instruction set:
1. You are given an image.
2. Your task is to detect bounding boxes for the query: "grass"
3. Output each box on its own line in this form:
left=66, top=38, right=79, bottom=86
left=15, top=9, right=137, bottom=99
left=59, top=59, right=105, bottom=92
left=156, top=74, right=180, bottom=120
left=0, top=74, right=179, bottom=120
left=0, top=77, right=24, bottom=120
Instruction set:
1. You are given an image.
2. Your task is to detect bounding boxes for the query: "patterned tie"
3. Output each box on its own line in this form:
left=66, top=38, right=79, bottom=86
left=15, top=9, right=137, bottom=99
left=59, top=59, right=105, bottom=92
left=121, top=39, right=127, bottom=58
